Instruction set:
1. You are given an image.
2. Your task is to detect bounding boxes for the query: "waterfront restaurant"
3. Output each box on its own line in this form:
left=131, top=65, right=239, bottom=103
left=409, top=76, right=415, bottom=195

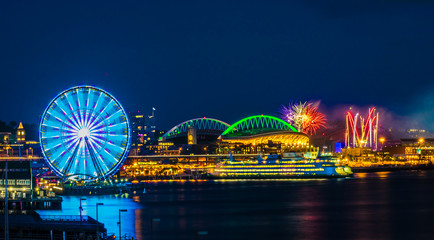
left=0, top=161, right=33, bottom=201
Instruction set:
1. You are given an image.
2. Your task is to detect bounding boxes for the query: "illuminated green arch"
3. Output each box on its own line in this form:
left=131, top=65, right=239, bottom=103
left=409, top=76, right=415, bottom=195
left=222, top=115, right=297, bottom=136
left=162, top=117, right=231, bottom=139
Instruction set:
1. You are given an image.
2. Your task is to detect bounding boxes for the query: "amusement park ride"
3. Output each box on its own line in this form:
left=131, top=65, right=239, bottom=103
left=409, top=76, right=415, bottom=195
left=39, top=86, right=131, bottom=182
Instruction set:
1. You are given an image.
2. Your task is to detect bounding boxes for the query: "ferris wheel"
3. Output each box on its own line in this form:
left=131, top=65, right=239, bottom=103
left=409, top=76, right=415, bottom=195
left=39, top=86, right=131, bottom=182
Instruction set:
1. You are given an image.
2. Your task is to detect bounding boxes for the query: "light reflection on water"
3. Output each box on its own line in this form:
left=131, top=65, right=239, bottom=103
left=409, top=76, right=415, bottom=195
left=37, top=194, right=142, bottom=238
left=39, top=170, right=434, bottom=240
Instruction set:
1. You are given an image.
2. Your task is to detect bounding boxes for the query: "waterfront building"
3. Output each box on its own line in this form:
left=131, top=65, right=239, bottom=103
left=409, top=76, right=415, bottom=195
left=1, top=132, right=11, bottom=144
left=0, top=161, right=33, bottom=202
left=0, top=210, right=106, bottom=239
left=0, top=132, right=11, bottom=156
left=383, top=138, right=434, bottom=161
left=16, top=122, right=25, bottom=143
left=144, top=141, right=179, bottom=155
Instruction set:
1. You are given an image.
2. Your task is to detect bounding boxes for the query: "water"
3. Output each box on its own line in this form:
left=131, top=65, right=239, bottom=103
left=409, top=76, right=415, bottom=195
left=39, top=170, right=434, bottom=240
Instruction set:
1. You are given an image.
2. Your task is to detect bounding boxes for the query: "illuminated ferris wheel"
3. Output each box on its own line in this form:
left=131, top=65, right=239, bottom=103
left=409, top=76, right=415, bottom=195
left=39, top=86, right=131, bottom=182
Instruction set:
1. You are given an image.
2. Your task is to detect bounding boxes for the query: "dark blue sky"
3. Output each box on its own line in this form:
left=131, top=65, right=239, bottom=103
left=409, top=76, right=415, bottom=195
left=1, top=1, right=434, bottom=129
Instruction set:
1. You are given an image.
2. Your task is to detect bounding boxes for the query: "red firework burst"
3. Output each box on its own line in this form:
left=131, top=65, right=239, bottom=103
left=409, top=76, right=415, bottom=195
left=302, top=104, right=327, bottom=135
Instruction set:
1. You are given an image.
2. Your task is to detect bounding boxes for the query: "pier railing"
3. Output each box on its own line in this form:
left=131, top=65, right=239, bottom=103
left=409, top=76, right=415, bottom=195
left=40, top=215, right=89, bottom=222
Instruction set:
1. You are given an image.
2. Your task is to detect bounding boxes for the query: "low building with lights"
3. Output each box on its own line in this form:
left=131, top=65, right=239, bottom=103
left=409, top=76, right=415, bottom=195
left=383, top=138, right=434, bottom=161
left=0, top=161, right=33, bottom=202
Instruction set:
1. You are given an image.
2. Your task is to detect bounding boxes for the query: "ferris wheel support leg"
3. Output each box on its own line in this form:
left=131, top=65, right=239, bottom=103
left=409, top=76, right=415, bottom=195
left=62, top=138, right=82, bottom=182
left=84, top=137, right=106, bottom=181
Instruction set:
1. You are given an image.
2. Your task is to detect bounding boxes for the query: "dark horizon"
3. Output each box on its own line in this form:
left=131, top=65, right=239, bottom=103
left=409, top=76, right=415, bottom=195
left=1, top=1, right=434, bottom=130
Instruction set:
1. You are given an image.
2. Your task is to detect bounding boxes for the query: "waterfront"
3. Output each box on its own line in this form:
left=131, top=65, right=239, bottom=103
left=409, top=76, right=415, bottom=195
left=37, top=170, right=434, bottom=240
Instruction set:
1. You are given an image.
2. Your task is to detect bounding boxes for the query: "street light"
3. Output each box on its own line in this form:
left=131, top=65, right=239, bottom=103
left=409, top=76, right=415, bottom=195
left=379, top=137, right=386, bottom=161
left=118, top=209, right=127, bottom=239
left=150, top=218, right=160, bottom=240
left=79, top=198, right=86, bottom=221
left=96, top=203, right=104, bottom=222
left=418, top=138, right=425, bottom=160
left=96, top=203, right=104, bottom=240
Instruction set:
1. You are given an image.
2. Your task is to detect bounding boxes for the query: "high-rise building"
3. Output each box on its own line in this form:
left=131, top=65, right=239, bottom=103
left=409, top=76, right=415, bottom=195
left=144, top=107, right=157, bottom=145
left=128, top=108, right=157, bottom=154
left=129, top=112, right=145, bottom=154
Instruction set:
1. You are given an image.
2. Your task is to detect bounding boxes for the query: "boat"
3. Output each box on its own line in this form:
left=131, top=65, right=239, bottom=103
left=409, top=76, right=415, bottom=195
left=209, top=152, right=353, bottom=179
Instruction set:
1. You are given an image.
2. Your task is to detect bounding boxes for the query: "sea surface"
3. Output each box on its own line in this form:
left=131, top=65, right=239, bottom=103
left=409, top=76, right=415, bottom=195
left=38, top=170, right=434, bottom=240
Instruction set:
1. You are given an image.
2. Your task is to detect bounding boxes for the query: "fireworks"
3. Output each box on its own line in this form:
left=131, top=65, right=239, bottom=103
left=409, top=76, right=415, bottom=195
left=345, top=107, right=379, bottom=150
left=280, top=101, right=327, bottom=135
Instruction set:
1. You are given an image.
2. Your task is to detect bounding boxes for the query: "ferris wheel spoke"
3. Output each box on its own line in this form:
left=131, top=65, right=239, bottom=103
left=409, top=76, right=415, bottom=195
left=98, top=150, right=119, bottom=171
left=89, top=106, right=122, bottom=130
left=65, top=92, right=83, bottom=128
left=106, top=121, right=127, bottom=130
left=87, top=92, right=104, bottom=126
left=89, top=135, right=107, bottom=145
left=84, top=137, right=109, bottom=179
left=46, top=110, right=63, bottom=122
left=52, top=100, right=70, bottom=119
left=100, top=146, right=119, bottom=166
left=88, top=136, right=105, bottom=149
left=89, top=109, right=123, bottom=130
left=87, top=99, right=115, bottom=130
left=106, top=125, right=128, bottom=135
left=105, top=141, right=125, bottom=153
left=78, top=89, right=88, bottom=128
left=63, top=117, right=80, bottom=132
left=57, top=99, right=80, bottom=129
left=60, top=138, right=81, bottom=177
left=84, top=88, right=91, bottom=127
left=86, top=100, right=108, bottom=129
left=90, top=136, right=124, bottom=155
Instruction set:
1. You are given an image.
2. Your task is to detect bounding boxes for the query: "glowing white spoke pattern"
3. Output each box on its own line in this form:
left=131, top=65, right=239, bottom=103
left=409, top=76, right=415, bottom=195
left=40, top=86, right=131, bottom=181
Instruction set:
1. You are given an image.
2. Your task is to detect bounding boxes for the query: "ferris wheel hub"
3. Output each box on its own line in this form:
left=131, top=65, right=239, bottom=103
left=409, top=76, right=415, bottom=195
left=78, top=128, right=91, bottom=138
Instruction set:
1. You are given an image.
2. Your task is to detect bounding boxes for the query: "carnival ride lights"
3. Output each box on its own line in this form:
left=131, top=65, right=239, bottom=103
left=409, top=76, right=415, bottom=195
left=39, top=86, right=131, bottom=182
left=280, top=101, right=327, bottom=135
left=345, top=107, right=379, bottom=150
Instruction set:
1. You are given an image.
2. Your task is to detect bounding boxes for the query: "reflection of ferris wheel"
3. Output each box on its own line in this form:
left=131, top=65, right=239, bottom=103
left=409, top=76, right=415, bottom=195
left=39, top=86, right=131, bottom=182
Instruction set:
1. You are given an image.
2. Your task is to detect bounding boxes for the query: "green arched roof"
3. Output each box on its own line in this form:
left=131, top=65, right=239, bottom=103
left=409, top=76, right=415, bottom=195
left=162, top=117, right=231, bottom=139
left=221, top=115, right=297, bottom=136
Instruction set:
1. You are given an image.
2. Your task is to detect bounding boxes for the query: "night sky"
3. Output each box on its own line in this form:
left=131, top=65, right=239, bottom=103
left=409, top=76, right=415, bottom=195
left=1, top=1, right=434, bottom=130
